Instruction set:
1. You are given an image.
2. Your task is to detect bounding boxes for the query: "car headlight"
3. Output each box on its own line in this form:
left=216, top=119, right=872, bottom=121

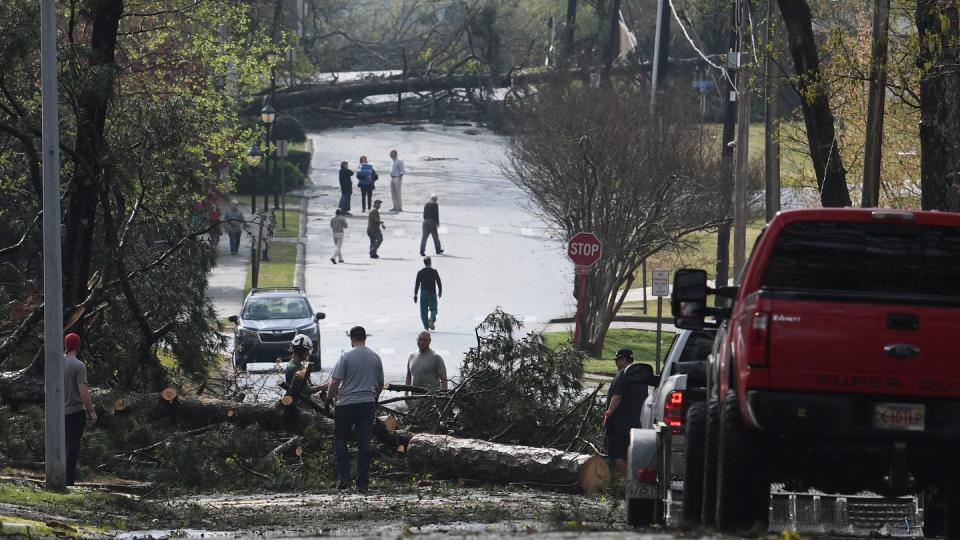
left=297, top=324, right=317, bottom=335
left=237, top=327, right=258, bottom=338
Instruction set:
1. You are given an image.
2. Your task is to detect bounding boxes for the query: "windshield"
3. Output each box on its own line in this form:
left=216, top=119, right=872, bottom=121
left=242, top=297, right=312, bottom=320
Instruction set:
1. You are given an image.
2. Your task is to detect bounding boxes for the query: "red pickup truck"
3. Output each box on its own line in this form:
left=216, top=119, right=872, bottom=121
left=672, top=208, right=960, bottom=537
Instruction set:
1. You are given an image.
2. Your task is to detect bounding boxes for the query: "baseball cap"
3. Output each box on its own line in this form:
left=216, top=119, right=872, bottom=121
left=64, top=333, right=81, bottom=351
left=349, top=326, right=367, bottom=340
left=615, top=348, right=633, bottom=361
left=373, top=199, right=382, bottom=204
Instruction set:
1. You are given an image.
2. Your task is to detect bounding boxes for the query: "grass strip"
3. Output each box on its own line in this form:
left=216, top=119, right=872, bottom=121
left=544, top=328, right=674, bottom=376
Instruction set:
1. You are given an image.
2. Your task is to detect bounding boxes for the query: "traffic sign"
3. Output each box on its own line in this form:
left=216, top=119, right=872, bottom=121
left=568, top=232, right=602, bottom=267
left=652, top=270, right=670, bottom=297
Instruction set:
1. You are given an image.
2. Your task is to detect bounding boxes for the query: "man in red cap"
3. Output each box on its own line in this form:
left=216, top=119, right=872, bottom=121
left=63, top=333, right=96, bottom=486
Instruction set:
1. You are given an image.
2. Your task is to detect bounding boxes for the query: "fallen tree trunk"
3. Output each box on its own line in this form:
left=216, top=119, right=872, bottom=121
left=406, top=433, right=609, bottom=494
left=251, top=56, right=719, bottom=113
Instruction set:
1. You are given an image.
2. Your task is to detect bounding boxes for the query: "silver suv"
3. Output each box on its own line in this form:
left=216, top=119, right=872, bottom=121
left=228, top=287, right=325, bottom=370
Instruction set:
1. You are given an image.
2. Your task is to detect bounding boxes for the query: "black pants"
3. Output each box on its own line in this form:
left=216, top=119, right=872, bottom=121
left=368, top=229, right=383, bottom=255
left=420, top=223, right=442, bottom=255
left=65, top=410, right=86, bottom=485
left=360, top=186, right=373, bottom=211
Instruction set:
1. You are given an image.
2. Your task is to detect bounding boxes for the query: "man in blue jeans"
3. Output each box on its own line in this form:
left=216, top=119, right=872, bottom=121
left=327, top=326, right=384, bottom=493
left=414, top=256, right=442, bottom=330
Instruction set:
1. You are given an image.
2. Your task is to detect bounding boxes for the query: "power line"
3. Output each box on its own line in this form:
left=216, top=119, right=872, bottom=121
left=667, top=0, right=736, bottom=88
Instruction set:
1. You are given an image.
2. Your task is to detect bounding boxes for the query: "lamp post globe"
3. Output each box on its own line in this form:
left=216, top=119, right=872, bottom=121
left=260, top=103, right=276, bottom=126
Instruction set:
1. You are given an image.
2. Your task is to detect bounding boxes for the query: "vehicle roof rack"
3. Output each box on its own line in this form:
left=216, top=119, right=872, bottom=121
left=250, top=287, right=304, bottom=294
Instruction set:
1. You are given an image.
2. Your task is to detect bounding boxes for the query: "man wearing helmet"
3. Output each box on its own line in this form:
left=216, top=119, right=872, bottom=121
left=284, top=334, right=322, bottom=408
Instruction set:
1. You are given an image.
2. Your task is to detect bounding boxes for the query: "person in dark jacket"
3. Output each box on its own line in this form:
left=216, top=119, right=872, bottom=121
left=338, top=161, right=354, bottom=215
left=356, top=156, right=377, bottom=212
left=414, top=256, right=442, bottom=330
left=603, top=348, right=652, bottom=473
left=420, top=194, right=444, bottom=256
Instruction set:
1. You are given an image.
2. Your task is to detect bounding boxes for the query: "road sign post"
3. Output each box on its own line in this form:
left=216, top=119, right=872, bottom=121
left=276, top=139, right=288, bottom=229
left=568, top=233, right=602, bottom=348
left=652, top=270, right=670, bottom=372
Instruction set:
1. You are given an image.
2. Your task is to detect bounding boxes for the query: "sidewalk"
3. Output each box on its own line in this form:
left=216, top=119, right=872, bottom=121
left=207, top=235, right=249, bottom=321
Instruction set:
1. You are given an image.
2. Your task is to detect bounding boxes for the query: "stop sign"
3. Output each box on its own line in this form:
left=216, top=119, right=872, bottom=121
left=568, top=232, right=602, bottom=267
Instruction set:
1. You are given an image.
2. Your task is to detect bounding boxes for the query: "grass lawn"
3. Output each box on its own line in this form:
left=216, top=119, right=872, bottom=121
left=245, top=241, right=297, bottom=292
left=544, top=328, right=675, bottom=376
left=273, top=200, right=301, bottom=238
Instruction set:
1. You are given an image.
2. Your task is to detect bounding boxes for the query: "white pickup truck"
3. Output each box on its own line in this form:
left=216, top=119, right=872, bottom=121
left=625, top=328, right=716, bottom=526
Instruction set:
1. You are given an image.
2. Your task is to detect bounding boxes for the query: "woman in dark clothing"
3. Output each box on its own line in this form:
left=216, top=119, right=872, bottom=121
left=338, top=161, right=354, bottom=215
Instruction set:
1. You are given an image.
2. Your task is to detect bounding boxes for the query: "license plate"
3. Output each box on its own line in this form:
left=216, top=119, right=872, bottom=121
left=873, top=402, right=925, bottom=431
left=626, top=481, right=657, bottom=498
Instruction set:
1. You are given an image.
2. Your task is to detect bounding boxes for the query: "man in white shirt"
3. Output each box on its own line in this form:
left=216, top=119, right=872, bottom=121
left=388, top=149, right=405, bottom=213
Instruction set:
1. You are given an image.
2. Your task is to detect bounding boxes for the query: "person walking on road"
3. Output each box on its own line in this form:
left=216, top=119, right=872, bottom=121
left=338, top=161, right=354, bottom=215
left=224, top=199, right=245, bottom=255
left=328, top=326, right=384, bottom=493
left=356, top=156, right=378, bottom=212
left=388, top=149, right=405, bottom=212
left=602, top=348, right=651, bottom=474
left=420, top=194, right=443, bottom=256
left=63, top=333, right=96, bottom=486
left=406, top=331, right=448, bottom=391
left=367, top=199, right=386, bottom=258
left=330, top=208, right=348, bottom=264
left=414, top=256, right=442, bottom=330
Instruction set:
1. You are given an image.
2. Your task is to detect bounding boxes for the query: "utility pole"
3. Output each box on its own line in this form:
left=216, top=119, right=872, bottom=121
left=764, top=0, right=781, bottom=221
left=862, top=0, right=891, bottom=208
left=650, top=0, right=671, bottom=114
left=732, top=0, right=752, bottom=278
left=40, top=0, right=66, bottom=491
left=715, top=0, right=740, bottom=289
left=561, top=0, right=578, bottom=65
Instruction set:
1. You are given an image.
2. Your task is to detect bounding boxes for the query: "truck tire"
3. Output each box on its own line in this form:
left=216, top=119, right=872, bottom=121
left=715, top=390, right=770, bottom=533
left=701, top=396, right=720, bottom=527
left=925, top=483, right=960, bottom=539
left=627, top=498, right=655, bottom=527
left=681, top=401, right=707, bottom=527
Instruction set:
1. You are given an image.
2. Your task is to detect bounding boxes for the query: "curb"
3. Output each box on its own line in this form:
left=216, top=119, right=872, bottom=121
left=295, top=194, right=308, bottom=291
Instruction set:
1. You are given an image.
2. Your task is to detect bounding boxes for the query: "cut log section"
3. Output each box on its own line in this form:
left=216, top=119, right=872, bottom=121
left=407, top=433, right=609, bottom=494
left=161, top=387, right=178, bottom=402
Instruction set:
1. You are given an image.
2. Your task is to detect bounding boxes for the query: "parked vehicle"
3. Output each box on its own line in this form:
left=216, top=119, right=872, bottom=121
left=229, top=287, right=325, bottom=370
left=626, top=328, right=716, bottom=526
left=672, top=208, right=960, bottom=537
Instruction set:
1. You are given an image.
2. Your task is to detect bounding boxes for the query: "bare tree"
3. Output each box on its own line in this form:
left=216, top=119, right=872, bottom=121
left=503, top=84, right=726, bottom=356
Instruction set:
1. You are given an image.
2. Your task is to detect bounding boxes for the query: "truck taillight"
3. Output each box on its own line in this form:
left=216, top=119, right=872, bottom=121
left=637, top=467, right=657, bottom=484
left=748, top=311, right=770, bottom=366
left=664, top=390, right=684, bottom=432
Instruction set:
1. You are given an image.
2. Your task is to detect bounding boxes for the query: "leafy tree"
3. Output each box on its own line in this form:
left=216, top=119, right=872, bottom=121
left=0, top=0, right=274, bottom=390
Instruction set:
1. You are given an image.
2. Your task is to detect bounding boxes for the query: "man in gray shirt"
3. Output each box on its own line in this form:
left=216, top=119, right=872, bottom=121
left=406, top=331, right=448, bottom=391
left=63, top=333, right=96, bottom=486
left=328, top=326, right=384, bottom=492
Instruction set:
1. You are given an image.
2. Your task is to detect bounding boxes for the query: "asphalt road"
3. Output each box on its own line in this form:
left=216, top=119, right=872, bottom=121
left=300, top=124, right=576, bottom=385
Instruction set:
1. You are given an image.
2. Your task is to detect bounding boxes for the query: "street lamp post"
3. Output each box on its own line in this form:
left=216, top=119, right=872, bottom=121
left=260, top=103, right=275, bottom=263
left=265, top=51, right=281, bottom=210
left=246, top=144, right=263, bottom=288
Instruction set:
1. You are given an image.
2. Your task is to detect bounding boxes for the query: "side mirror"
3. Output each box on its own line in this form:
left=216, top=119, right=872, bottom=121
left=671, top=269, right=708, bottom=330
left=228, top=315, right=238, bottom=324
left=315, top=312, right=326, bottom=321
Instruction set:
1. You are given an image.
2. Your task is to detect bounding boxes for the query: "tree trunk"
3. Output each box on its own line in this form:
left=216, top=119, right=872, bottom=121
left=406, top=433, right=610, bottom=493
left=916, top=0, right=960, bottom=211
left=251, top=57, right=718, bottom=114
left=777, top=0, right=851, bottom=208
left=63, top=0, right=124, bottom=308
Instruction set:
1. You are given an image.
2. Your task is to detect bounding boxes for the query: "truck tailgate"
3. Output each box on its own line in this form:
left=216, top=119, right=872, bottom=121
left=766, top=297, right=960, bottom=398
